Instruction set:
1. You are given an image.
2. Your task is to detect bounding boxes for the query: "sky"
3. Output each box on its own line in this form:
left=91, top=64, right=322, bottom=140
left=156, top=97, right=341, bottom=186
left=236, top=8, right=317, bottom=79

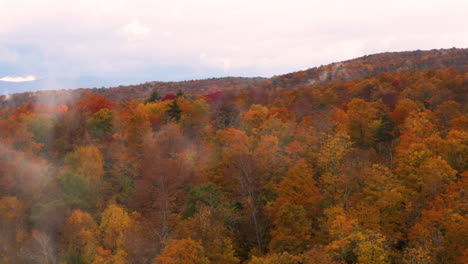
left=0, top=0, right=467, bottom=93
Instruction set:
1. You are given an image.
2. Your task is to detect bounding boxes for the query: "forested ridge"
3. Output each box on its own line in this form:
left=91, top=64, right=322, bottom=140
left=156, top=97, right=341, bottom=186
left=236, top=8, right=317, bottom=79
left=1, top=48, right=466, bottom=108
left=0, top=48, right=467, bottom=263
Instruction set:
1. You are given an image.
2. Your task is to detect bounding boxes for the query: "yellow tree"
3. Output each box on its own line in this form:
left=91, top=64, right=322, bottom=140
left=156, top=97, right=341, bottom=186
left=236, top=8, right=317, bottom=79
left=417, top=156, right=457, bottom=197
left=257, top=115, right=291, bottom=143
left=318, top=131, right=360, bottom=208
left=445, top=129, right=468, bottom=172
left=180, top=98, right=211, bottom=134
left=323, top=206, right=355, bottom=261
left=177, top=208, right=239, bottom=264
left=64, top=145, right=104, bottom=182
left=60, top=145, right=105, bottom=211
left=324, top=206, right=390, bottom=264
left=350, top=164, right=406, bottom=239
left=86, top=108, right=115, bottom=140
left=242, top=104, right=268, bottom=135
left=269, top=204, right=313, bottom=254
left=396, top=110, right=437, bottom=155
left=395, top=142, right=457, bottom=225
left=350, top=230, right=390, bottom=264
left=346, top=98, right=382, bottom=147
left=396, top=143, right=456, bottom=195
left=100, top=204, right=133, bottom=253
left=402, top=246, right=432, bottom=264
left=62, top=209, right=99, bottom=262
left=423, top=129, right=468, bottom=172
left=317, top=131, right=353, bottom=175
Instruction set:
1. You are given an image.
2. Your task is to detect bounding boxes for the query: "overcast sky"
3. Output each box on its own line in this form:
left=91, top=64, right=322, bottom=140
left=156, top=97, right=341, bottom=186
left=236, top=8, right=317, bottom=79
left=0, top=0, right=467, bottom=91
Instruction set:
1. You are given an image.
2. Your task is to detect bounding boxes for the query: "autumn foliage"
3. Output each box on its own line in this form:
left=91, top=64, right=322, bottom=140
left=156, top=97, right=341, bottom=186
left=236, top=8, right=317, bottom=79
left=0, top=49, right=467, bottom=263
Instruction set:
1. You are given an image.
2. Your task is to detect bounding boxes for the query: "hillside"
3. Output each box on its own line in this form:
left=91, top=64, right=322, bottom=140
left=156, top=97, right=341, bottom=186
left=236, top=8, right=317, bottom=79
left=271, top=48, right=467, bottom=88
left=0, top=48, right=467, bottom=263
left=1, top=48, right=466, bottom=109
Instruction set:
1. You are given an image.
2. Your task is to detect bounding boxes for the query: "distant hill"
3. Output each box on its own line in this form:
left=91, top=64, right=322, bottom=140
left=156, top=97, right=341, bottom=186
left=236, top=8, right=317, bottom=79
left=0, top=77, right=267, bottom=108
left=270, top=48, right=467, bottom=88
left=1, top=48, right=466, bottom=108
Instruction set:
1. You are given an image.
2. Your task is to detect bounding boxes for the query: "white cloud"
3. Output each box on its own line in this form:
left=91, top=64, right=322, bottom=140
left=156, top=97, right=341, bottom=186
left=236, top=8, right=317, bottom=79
left=122, top=19, right=151, bottom=40
left=0, top=75, right=36, bottom=82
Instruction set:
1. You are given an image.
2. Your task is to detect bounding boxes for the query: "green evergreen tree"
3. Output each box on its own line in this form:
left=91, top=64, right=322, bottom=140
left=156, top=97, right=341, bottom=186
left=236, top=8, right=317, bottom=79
left=167, top=99, right=182, bottom=121
left=374, top=114, right=396, bottom=143
left=146, top=90, right=161, bottom=103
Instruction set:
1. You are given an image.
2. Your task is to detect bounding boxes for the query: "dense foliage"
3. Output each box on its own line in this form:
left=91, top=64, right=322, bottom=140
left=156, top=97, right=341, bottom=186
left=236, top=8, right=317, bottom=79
left=0, top=49, right=467, bottom=263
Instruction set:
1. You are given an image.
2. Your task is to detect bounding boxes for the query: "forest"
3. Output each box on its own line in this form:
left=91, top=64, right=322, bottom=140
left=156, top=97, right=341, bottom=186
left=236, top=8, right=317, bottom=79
left=0, top=49, right=467, bottom=263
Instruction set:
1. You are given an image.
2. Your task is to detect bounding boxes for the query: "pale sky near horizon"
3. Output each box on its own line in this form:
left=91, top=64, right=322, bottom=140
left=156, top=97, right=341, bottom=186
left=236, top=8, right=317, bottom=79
left=0, top=0, right=467, bottom=91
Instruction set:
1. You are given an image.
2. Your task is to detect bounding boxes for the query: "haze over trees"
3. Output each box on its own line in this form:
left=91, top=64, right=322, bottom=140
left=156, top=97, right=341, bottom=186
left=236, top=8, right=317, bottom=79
left=0, top=48, right=467, bottom=263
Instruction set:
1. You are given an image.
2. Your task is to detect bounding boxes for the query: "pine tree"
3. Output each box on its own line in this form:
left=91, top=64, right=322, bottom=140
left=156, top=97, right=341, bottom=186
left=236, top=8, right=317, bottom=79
left=374, top=114, right=396, bottom=143
left=146, top=90, right=161, bottom=103
left=166, top=99, right=182, bottom=121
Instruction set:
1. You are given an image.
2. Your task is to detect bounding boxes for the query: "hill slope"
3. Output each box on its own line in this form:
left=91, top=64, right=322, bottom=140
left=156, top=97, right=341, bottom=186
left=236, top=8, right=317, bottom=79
left=0, top=48, right=466, bottom=109
left=0, top=48, right=467, bottom=263
left=271, top=48, right=467, bottom=87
